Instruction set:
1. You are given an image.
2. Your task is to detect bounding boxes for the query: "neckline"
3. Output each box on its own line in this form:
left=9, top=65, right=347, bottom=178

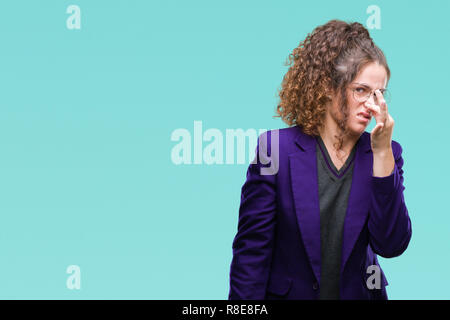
left=315, top=135, right=358, bottom=179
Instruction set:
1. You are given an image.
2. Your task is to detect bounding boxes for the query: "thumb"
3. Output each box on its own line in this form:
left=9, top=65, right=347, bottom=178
left=371, top=122, right=384, bottom=135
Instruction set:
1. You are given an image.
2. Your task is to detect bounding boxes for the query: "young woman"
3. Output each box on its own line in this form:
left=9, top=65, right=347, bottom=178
left=228, top=19, right=412, bottom=300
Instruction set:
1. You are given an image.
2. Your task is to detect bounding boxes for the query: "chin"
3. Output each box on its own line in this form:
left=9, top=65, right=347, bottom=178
left=347, top=123, right=367, bottom=136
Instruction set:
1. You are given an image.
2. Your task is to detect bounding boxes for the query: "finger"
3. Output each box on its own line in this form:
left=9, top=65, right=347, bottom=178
left=375, top=90, right=386, bottom=106
left=371, top=122, right=384, bottom=135
left=367, top=98, right=388, bottom=124
left=365, top=102, right=381, bottom=116
left=375, top=90, right=388, bottom=114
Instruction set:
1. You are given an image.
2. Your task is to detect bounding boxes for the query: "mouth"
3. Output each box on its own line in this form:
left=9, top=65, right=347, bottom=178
left=356, top=111, right=371, bottom=123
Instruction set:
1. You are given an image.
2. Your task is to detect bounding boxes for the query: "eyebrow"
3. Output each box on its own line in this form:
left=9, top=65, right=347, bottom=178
left=354, top=82, right=387, bottom=91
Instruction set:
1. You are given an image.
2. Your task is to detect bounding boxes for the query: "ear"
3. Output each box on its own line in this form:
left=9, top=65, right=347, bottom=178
left=325, top=86, right=337, bottom=99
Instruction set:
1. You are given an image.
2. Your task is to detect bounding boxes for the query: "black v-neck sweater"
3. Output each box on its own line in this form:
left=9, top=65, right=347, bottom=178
left=315, top=135, right=358, bottom=300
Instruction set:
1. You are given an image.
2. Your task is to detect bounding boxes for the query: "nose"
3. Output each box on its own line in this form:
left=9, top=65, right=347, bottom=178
left=366, top=92, right=378, bottom=105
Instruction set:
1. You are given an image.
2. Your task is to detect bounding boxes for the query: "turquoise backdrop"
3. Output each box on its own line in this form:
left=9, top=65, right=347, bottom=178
left=0, top=0, right=448, bottom=299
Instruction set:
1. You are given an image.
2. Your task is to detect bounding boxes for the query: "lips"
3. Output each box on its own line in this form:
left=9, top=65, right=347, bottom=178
left=357, top=111, right=371, bottom=120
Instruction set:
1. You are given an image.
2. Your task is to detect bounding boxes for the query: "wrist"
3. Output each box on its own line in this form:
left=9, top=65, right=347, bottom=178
left=372, top=147, right=393, bottom=158
left=372, top=147, right=395, bottom=177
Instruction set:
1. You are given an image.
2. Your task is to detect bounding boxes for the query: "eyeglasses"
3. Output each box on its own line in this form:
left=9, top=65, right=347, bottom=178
left=350, top=83, right=391, bottom=104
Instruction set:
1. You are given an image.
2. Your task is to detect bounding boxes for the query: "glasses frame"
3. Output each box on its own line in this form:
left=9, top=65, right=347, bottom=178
left=350, top=82, right=391, bottom=104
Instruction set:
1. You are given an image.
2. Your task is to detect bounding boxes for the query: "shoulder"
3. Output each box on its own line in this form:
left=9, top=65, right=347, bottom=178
left=258, top=126, right=301, bottom=140
left=256, top=126, right=304, bottom=152
left=258, top=125, right=306, bottom=144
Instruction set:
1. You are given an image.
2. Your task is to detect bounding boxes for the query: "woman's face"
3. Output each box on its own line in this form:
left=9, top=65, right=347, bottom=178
left=329, top=62, right=388, bottom=137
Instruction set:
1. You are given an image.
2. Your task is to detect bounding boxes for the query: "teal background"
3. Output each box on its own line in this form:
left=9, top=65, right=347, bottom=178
left=0, top=0, right=447, bottom=299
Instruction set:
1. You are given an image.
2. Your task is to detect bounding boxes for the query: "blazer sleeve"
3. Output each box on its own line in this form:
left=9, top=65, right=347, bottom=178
left=228, top=130, right=277, bottom=300
left=368, top=140, right=412, bottom=258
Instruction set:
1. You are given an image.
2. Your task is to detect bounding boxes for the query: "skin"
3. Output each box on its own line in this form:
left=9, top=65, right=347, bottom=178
left=318, top=61, right=395, bottom=177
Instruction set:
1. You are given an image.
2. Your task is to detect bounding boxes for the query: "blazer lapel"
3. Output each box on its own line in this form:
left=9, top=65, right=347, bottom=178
left=289, top=126, right=373, bottom=283
left=289, top=128, right=321, bottom=283
left=341, top=132, right=372, bottom=273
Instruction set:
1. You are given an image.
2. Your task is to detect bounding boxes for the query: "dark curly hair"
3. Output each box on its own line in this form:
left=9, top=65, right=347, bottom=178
left=274, top=19, right=391, bottom=151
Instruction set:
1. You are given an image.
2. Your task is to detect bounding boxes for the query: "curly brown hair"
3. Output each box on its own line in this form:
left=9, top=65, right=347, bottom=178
left=274, top=19, right=391, bottom=151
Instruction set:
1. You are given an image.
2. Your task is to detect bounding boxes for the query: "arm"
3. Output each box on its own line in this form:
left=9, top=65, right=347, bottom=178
left=368, top=141, right=412, bottom=258
left=228, top=131, right=277, bottom=299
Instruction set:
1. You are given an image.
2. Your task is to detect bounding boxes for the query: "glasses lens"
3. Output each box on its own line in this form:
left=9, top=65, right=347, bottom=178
left=353, top=87, right=370, bottom=102
left=353, top=88, right=391, bottom=104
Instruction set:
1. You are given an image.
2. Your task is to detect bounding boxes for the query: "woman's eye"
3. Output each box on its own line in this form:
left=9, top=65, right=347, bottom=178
left=356, top=88, right=366, bottom=93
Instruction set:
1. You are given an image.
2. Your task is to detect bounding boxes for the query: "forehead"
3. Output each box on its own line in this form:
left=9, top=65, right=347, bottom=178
left=353, top=62, right=388, bottom=89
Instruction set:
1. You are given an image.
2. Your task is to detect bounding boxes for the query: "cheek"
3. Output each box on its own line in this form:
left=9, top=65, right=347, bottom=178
left=349, top=104, right=361, bottom=118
